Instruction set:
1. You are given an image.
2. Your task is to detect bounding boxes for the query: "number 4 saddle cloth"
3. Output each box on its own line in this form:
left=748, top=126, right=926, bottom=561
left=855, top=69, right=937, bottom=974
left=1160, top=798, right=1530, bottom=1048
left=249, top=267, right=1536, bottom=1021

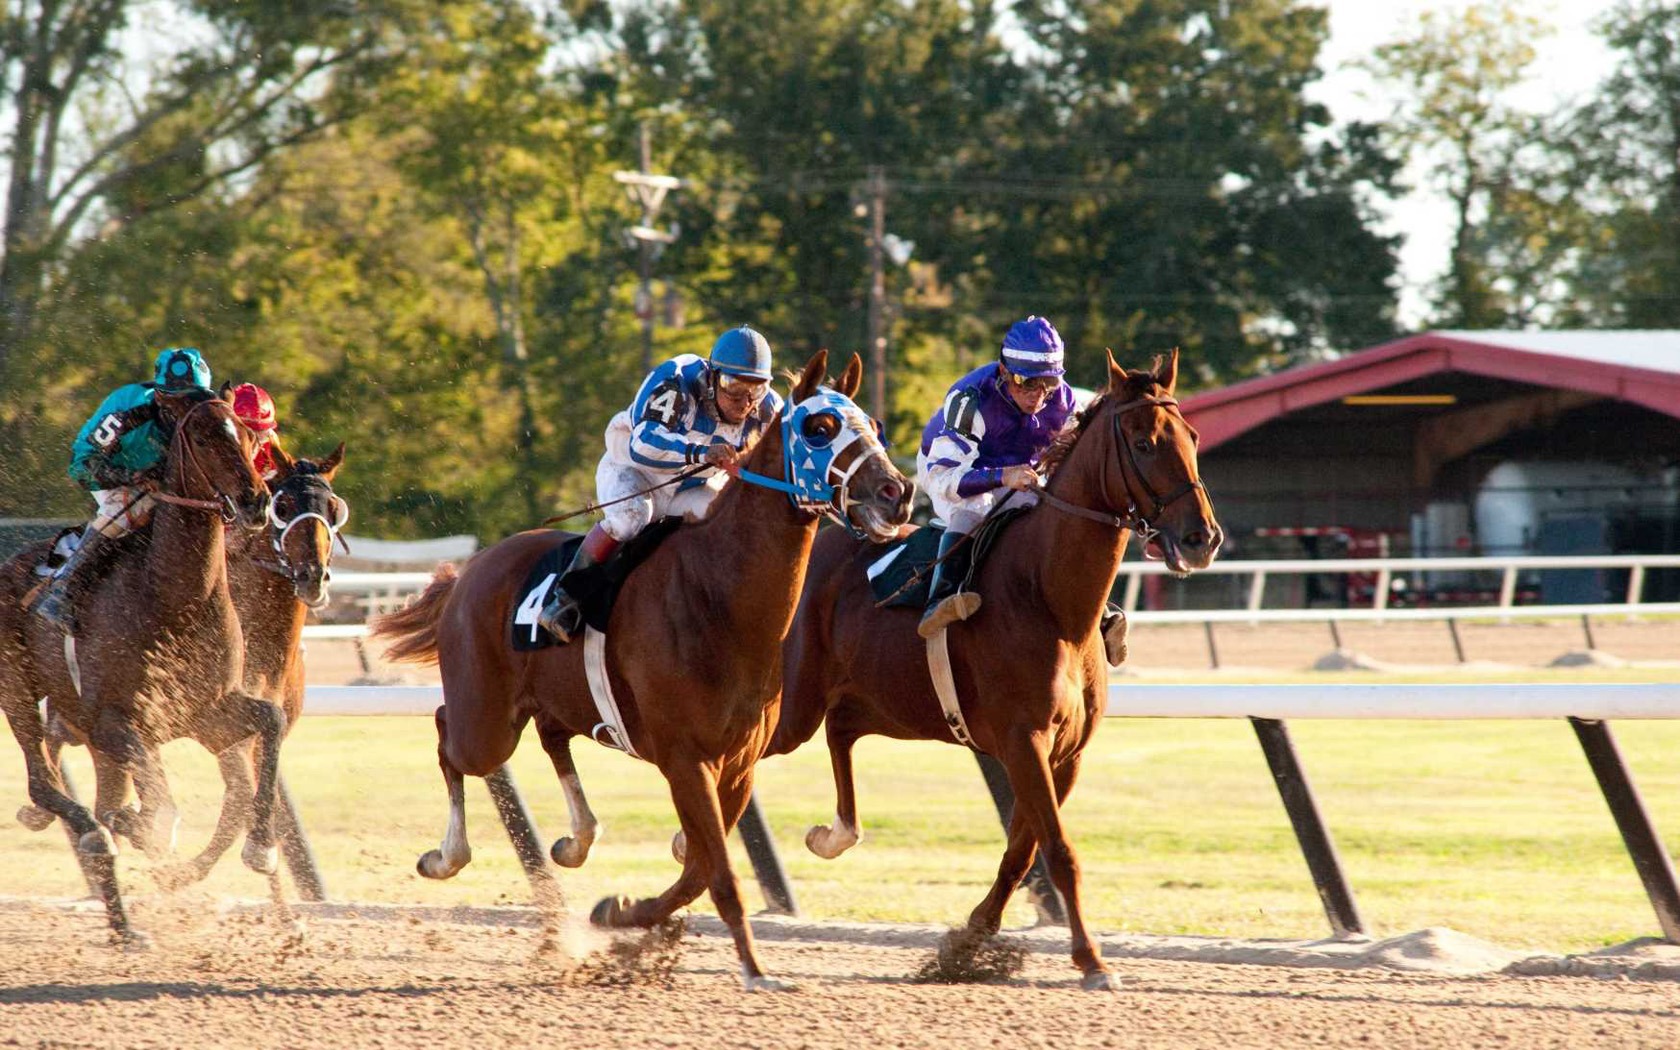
left=510, top=517, right=683, bottom=652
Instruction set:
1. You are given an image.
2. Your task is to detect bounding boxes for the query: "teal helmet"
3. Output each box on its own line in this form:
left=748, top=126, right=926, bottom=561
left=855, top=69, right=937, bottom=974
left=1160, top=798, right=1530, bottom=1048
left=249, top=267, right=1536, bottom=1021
left=152, top=347, right=211, bottom=391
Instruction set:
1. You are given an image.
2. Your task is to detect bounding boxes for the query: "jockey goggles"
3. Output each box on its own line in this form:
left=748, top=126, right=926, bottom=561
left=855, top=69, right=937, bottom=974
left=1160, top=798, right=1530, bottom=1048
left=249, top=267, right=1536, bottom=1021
left=1005, top=369, right=1060, bottom=395
left=715, top=371, right=771, bottom=398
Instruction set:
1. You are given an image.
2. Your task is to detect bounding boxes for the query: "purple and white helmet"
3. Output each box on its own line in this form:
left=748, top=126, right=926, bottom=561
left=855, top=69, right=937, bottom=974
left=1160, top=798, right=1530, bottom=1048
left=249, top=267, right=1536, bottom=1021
left=1000, top=316, right=1065, bottom=379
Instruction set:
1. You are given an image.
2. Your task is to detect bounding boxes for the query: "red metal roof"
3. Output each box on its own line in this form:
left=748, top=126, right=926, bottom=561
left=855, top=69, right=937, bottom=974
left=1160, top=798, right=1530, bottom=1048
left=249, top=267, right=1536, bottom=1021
left=1182, top=332, right=1680, bottom=451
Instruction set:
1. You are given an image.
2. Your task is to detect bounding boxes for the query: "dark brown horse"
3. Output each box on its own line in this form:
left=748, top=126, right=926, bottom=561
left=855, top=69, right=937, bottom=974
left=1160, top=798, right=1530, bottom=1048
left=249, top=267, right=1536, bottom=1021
left=0, top=387, right=278, bottom=942
left=19, top=443, right=348, bottom=888
left=373, top=351, right=911, bottom=990
left=768, top=349, right=1221, bottom=990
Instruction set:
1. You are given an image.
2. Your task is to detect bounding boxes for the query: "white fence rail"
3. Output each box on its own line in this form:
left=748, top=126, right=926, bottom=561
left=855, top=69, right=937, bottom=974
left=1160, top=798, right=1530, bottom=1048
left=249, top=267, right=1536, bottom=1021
left=306, top=554, right=1680, bottom=640
left=302, top=683, right=1680, bottom=719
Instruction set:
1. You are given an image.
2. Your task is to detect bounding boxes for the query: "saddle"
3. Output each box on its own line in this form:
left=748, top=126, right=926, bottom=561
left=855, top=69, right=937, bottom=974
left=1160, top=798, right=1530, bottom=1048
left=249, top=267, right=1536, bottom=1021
left=510, top=517, right=683, bottom=651
left=866, top=506, right=1030, bottom=609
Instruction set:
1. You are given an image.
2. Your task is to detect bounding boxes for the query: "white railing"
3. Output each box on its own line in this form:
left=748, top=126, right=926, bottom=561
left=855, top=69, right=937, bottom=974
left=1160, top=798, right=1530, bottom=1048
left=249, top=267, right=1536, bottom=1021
left=301, top=683, right=1680, bottom=718
left=1113, top=553, right=1680, bottom=615
left=304, top=554, right=1680, bottom=639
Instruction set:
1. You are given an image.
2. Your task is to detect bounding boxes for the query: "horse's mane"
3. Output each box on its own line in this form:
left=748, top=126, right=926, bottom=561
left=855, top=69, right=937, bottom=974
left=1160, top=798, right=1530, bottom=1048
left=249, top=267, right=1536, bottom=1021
left=1038, top=362, right=1165, bottom=478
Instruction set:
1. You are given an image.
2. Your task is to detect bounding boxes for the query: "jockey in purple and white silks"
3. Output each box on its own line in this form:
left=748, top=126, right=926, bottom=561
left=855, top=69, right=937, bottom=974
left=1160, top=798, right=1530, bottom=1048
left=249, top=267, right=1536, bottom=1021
left=915, top=316, right=1077, bottom=638
left=537, top=324, right=786, bottom=643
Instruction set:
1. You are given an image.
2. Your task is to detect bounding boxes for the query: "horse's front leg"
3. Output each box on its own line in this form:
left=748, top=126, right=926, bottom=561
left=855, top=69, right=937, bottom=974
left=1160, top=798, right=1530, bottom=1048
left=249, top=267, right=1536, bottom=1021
left=155, top=745, right=255, bottom=890
left=996, top=729, right=1113, bottom=991
left=534, top=717, right=599, bottom=868
left=190, top=692, right=286, bottom=875
left=96, top=744, right=179, bottom=859
left=805, top=711, right=863, bottom=859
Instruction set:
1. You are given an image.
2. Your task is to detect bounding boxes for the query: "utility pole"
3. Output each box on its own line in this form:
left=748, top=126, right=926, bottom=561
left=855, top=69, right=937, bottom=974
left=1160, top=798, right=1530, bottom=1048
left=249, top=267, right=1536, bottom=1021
left=615, top=123, right=682, bottom=373
left=865, top=165, right=887, bottom=419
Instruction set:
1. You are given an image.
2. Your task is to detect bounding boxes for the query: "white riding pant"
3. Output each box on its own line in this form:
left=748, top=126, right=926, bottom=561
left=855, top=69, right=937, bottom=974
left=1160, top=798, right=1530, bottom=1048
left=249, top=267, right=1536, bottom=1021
left=595, top=448, right=727, bottom=543
left=916, top=452, right=1037, bottom=534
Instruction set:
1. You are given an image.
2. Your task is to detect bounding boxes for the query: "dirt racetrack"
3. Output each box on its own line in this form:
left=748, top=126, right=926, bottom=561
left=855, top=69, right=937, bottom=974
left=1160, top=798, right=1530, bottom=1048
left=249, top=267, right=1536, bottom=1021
left=1, top=897, right=1678, bottom=1049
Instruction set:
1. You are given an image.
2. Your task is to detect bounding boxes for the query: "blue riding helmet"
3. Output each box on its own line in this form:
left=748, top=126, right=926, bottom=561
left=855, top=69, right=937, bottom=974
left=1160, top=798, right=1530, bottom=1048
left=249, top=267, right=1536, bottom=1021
left=1000, top=316, right=1065, bottom=379
left=709, top=325, right=774, bottom=381
left=152, top=347, right=212, bottom=391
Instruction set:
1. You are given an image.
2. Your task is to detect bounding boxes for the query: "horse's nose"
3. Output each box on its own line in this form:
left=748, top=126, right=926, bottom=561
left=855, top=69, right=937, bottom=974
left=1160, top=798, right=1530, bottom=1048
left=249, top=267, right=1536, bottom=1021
left=879, top=479, right=903, bottom=504
left=1181, top=528, right=1208, bottom=551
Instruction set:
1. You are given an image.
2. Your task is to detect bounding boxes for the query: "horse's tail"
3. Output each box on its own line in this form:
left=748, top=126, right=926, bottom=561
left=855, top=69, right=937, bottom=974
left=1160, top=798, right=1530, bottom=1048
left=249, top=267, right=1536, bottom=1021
left=369, top=563, right=459, bottom=665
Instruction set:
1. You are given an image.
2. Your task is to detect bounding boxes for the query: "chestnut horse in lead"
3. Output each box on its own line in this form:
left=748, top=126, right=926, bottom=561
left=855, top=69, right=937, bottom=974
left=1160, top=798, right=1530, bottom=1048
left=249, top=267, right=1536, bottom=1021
left=373, top=351, right=912, bottom=990
left=769, top=349, right=1221, bottom=990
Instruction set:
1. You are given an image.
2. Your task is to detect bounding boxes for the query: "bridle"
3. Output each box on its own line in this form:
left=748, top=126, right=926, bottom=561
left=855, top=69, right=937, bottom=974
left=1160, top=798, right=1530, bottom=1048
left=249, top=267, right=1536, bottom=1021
left=257, top=471, right=350, bottom=595
left=1036, top=393, right=1208, bottom=553
left=153, top=397, right=250, bottom=524
left=734, top=388, right=891, bottom=540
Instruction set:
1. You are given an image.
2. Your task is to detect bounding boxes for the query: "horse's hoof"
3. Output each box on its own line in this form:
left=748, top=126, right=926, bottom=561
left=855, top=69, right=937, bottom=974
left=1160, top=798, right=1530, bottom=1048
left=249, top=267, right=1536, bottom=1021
left=551, top=835, right=592, bottom=869
left=741, top=974, right=797, bottom=993
left=242, top=839, right=279, bottom=875
left=77, top=827, right=116, bottom=857
left=16, top=804, right=54, bottom=832
left=589, top=895, right=630, bottom=928
left=1081, top=970, right=1120, bottom=992
left=670, top=830, right=686, bottom=865
left=416, top=848, right=466, bottom=880
left=804, top=824, right=857, bottom=860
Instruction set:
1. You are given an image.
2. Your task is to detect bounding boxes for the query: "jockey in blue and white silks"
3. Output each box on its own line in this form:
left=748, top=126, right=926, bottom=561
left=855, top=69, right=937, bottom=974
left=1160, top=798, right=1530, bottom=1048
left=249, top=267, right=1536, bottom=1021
left=538, top=325, right=786, bottom=643
left=915, top=315, right=1078, bottom=638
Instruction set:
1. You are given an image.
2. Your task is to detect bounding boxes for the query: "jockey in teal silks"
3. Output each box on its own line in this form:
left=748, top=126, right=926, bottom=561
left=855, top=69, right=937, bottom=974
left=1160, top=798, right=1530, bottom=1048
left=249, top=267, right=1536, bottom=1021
left=32, top=348, right=213, bottom=630
left=536, top=325, right=785, bottom=643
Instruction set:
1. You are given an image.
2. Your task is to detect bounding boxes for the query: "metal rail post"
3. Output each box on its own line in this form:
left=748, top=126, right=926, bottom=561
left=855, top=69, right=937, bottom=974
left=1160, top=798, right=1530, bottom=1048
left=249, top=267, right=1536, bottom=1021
left=275, top=773, right=327, bottom=902
left=1250, top=717, right=1364, bottom=937
left=737, top=793, right=798, bottom=916
left=484, top=765, right=562, bottom=906
left=975, top=752, right=1068, bottom=926
left=1569, top=717, right=1680, bottom=943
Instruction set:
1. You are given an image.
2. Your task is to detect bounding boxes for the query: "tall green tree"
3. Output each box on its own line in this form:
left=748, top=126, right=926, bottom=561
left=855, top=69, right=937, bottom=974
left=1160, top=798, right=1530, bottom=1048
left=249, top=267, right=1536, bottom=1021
left=1366, top=0, right=1549, bottom=328
left=1553, top=0, right=1680, bottom=326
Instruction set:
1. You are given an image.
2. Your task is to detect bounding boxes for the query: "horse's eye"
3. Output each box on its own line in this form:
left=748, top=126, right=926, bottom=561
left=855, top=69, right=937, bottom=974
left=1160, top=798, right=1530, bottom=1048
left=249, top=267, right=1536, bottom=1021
left=1133, top=438, right=1153, bottom=454
left=274, top=493, right=297, bottom=518
left=802, top=413, right=840, bottom=447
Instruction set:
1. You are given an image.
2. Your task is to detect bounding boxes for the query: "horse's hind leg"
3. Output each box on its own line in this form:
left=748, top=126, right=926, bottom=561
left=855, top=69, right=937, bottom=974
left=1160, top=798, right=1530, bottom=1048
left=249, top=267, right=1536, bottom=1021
left=17, top=710, right=75, bottom=831
left=534, top=718, right=598, bottom=868
left=998, top=731, right=1113, bottom=991
left=805, top=711, right=863, bottom=859
left=418, top=705, right=473, bottom=878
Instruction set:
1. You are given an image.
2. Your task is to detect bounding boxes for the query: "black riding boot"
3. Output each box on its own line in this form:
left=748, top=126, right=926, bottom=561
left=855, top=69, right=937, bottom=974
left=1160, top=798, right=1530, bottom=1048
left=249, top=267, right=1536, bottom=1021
left=917, top=529, right=982, bottom=639
left=30, top=528, right=107, bottom=633
left=536, top=524, right=621, bottom=644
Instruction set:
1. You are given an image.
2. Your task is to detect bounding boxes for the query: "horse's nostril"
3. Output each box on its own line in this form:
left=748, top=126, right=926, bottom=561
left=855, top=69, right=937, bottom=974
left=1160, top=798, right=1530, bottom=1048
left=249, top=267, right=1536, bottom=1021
left=1182, top=530, right=1206, bottom=550
left=880, top=481, right=903, bottom=503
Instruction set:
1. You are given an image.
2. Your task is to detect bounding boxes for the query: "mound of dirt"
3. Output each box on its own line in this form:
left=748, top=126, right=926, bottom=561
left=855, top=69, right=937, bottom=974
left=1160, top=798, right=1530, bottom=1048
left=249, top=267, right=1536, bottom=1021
left=1549, top=648, right=1628, bottom=669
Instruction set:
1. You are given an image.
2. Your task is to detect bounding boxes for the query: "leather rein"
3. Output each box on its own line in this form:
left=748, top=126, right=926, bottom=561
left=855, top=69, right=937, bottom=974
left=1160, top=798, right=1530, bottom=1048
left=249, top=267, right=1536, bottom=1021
left=153, top=398, right=249, bottom=523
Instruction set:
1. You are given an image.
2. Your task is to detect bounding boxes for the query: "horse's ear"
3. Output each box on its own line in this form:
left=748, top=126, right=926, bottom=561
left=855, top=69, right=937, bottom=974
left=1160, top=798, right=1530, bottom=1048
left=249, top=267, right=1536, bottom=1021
left=218, top=381, right=235, bottom=402
left=793, top=349, right=829, bottom=402
left=837, top=353, right=863, bottom=399
left=1157, top=347, right=1180, bottom=395
left=1105, top=348, right=1126, bottom=392
left=317, top=442, right=346, bottom=481
left=267, top=437, right=295, bottom=477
